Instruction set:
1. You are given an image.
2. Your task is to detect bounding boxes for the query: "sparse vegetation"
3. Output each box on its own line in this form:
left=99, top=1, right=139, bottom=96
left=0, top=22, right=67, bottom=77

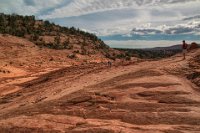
left=67, top=53, right=76, bottom=59
left=0, top=13, right=109, bottom=51
left=0, top=13, right=128, bottom=60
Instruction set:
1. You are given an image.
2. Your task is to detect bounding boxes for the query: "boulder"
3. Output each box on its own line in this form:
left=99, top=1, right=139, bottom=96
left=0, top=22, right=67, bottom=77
left=189, top=42, right=199, bottom=50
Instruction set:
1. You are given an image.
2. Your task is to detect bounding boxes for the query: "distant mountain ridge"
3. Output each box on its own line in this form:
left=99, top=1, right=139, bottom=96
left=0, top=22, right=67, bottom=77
left=146, top=44, right=182, bottom=51
left=117, top=42, right=199, bottom=59
left=147, top=42, right=200, bottom=51
left=116, top=44, right=183, bottom=59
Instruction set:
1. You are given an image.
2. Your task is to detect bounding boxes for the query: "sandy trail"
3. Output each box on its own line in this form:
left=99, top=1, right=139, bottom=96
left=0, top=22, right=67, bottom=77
left=0, top=50, right=200, bottom=133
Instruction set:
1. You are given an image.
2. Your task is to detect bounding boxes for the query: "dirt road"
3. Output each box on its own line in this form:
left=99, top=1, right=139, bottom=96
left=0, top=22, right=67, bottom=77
left=0, top=50, right=200, bottom=133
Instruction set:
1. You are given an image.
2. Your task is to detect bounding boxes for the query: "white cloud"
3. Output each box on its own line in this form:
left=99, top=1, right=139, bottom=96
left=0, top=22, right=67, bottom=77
left=129, top=20, right=200, bottom=35
left=0, top=0, right=200, bottom=37
left=39, top=0, right=137, bottom=19
left=0, top=0, right=64, bottom=16
left=46, top=0, right=200, bottom=36
left=39, top=0, right=200, bottom=19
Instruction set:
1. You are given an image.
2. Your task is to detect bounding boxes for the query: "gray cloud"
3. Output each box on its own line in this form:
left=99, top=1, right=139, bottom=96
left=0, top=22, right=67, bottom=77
left=0, top=0, right=64, bottom=16
left=165, top=27, right=194, bottom=34
left=117, top=0, right=199, bottom=6
left=155, top=0, right=198, bottom=4
left=130, top=20, right=200, bottom=35
left=183, top=15, right=200, bottom=21
left=0, top=0, right=200, bottom=37
left=132, top=28, right=162, bottom=35
left=39, top=0, right=200, bottom=19
left=23, top=0, right=35, bottom=6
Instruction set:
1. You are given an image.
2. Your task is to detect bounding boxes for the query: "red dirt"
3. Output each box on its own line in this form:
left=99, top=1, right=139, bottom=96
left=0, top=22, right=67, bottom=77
left=0, top=35, right=200, bottom=133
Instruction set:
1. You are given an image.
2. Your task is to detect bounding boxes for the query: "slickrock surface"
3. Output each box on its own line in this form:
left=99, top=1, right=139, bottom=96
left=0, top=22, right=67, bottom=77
left=0, top=38, right=200, bottom=132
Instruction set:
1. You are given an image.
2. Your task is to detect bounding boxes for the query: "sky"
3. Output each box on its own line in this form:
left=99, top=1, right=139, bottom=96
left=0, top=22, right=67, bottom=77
left=0, top=0, right=200, bottom=48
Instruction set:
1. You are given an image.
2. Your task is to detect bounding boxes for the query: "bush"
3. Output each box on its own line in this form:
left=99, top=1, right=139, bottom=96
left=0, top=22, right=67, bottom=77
left=67, top=53, right=76, bottom=59
left=125, top=56, right=131, bottom=61
left=31, top=34, right=39, bottom=41
left=73, top=50, right=80, bottom=54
